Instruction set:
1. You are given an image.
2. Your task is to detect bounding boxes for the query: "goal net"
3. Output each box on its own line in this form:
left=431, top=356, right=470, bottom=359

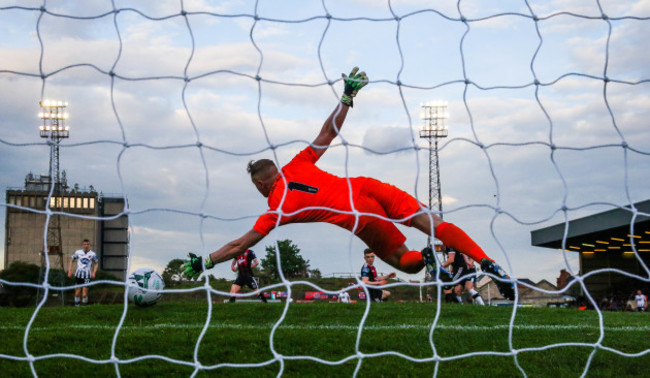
left=1, top=0, right=649, bottom=376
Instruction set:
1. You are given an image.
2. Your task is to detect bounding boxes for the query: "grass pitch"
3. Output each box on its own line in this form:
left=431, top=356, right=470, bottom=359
left=1, top=301, right=649, bottom=377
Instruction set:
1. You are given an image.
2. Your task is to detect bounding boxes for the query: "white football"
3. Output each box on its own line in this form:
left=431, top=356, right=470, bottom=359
left=127, top=268, right=165, bottom=307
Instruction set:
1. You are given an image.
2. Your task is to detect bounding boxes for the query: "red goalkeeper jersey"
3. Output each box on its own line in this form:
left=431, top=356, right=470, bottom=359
left=253, top=146, right=423, bottom=258
left=253, top=146, right=367, bottom=236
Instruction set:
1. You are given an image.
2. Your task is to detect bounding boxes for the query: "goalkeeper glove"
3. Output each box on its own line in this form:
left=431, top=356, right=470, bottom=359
left=340, top=66, right=368, bottom=107
left=182, top=252, right=214, bottom=279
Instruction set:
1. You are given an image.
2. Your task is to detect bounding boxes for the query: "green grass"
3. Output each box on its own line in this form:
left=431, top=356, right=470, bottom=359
left=1, top=301, right=649, bottom=377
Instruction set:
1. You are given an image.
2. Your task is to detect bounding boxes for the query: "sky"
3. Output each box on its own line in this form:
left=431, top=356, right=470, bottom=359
left=1, top=0, right=649, bottom=285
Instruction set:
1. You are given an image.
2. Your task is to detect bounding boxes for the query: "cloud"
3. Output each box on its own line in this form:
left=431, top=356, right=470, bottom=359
left=362, top=126, right=415, bottom=154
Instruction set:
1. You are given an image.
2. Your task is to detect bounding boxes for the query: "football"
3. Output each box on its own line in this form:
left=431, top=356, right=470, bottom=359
left=127, top=268, right=165, bottom=307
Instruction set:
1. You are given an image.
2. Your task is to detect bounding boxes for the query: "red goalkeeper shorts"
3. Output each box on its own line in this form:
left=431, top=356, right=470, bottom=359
left=353, top=178, right=423, bottom=260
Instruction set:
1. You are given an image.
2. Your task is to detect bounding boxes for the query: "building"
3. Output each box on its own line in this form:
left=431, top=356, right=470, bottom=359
left=531, top=199, right=650, bottom=300
left=4, top=173, right=129, bottom=279
left=475, top=276, right=572, bottom=307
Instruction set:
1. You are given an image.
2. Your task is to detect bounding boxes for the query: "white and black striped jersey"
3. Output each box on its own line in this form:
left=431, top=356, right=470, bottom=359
left=72, top=249, right=98, bottom=279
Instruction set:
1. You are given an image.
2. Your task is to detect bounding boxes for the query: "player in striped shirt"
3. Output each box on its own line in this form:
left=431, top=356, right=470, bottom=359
left=67, top=239, right=98, bottom=306
left=184, top=67, right=514, bottom=300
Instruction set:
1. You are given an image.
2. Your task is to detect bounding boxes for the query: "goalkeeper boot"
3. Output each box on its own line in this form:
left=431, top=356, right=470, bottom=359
left=421, top=246, right=453, bottom=286
left=480, top=258, right=515, bottom=300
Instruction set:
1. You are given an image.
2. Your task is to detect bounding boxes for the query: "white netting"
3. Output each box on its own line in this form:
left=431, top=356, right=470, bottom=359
left=1, top=0, right=649, bottom=377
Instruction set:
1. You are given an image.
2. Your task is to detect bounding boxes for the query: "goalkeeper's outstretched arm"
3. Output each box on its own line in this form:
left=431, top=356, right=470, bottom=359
left=184, top=229, right=264, bottom=279
left=183, top=66, right=368, bottom=279
left=210, top=229, right=265, bottom=265
left=311, top=66, right=367, bottom=159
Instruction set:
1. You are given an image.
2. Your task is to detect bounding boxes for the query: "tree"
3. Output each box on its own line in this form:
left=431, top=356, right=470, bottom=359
left=260, top=239, right=310, bottom=280
left=162, top=258, right=187, bottom=285
left=308, top=268, right=322, bottom=279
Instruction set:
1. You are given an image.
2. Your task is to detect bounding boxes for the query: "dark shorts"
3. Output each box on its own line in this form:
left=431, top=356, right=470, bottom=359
left=368, top=287, right=383, bottom=302
left=453, top=268, right=477, bottom=287
left=75, top=277, right=90, bottom=285
left=234, top=275, right=259, bottom=290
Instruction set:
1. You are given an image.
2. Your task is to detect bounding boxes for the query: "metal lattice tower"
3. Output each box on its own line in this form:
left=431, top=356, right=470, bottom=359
left=419, top=101, right=449, bottom=282
left=38, top=100, right=70, bottom=304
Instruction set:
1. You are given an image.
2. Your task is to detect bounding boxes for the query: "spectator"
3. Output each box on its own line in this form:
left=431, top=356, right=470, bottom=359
left=635, top=289, right=647, bottom=312
left=338, top=291, right=351, bottom=303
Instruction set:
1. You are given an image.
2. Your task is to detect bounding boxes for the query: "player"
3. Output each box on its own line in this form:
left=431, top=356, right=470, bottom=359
left=67, top=239, right=98, bottom=306
left=183, top=66, right=514, bottom=300
left=229, top=249, right=266, bottom=303
left=360, top=249, right=396, bottom=302
left=337, top=290, right=351, bottom=303
left=634, top=289, right=647, bottom=312
left=441, top=247, right=485, bottom=305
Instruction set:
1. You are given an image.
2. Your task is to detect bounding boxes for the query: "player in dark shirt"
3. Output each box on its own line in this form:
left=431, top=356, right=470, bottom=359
left=360, top=249, right=396, bottom=302
left=229, top=249, right=266, bottom=303
left=442, top=247, right=484, bottom=305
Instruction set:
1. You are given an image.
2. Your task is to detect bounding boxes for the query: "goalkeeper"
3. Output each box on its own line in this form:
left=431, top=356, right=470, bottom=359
left=184, top=67, right=514, bottom=300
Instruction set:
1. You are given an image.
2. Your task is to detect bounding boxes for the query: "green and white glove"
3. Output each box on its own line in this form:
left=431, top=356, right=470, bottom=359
left=182, top=252, right=214, bottom=279
left=340, top=66, right=368, bottom=107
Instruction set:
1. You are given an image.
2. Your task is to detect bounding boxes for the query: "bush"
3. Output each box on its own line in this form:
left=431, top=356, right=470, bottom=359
left=0, top=261, right=121, bottom=307
left=0, top=261, right=40, bottom=307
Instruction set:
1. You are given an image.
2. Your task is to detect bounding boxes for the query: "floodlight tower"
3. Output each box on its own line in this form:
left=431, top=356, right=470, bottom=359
left=39, top=100, right=70, bottom=187
left=38, top=99, right=69, bottom=303
left=419, top=101, right=449, bottom=251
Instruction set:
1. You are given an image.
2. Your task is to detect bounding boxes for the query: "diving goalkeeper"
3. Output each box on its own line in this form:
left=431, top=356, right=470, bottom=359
left=184, top=67, right=514, bottom=300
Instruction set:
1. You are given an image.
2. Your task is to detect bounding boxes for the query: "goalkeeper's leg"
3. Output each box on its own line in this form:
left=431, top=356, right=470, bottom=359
left=358, top=178, right=498, bottom=270
left=410, top=212, right=515, bottom=299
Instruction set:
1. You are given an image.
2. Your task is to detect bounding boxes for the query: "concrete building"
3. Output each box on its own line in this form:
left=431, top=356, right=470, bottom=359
left=4, top=173, right=129, bottom=279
